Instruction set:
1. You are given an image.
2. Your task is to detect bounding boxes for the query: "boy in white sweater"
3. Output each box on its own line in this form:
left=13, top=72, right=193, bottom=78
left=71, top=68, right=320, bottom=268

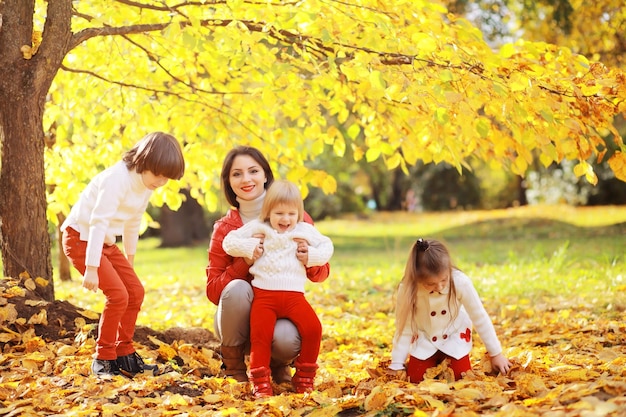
left=61, top=132, right=185, bottom=377
left=222, top=180, right=333, bottom=397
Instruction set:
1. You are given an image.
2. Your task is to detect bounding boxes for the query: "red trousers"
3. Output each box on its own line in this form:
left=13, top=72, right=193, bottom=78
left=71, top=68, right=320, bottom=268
left=62, top=227, right=144, bottom=360
left=249, top=288, right=321, bottom=369
left=407, top=351, right=472, bottom=382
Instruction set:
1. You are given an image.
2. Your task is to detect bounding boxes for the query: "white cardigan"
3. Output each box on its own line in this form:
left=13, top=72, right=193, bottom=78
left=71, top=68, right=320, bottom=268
left=390, top=269, right=502, bottom=369
left=61, top=161, right=152, bottom=267
left=222, top=220, right=333, bottom=293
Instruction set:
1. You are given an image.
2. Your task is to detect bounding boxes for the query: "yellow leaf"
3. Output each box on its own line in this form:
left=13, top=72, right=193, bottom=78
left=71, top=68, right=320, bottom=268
left=455, top=387, right=485, bottom=400
left=366, top=147, right=381, bottom=162
left=347, top=124, right=361, bottom=140
left=509, top=73, right=530, bottom=91
left=321, top=175, right=337, bottom=195
left=0, top=305, right=18, bottom=323
left=439, top=69, right=454, bottom=82
left=385, top=153, right=402, bottom=170
left=411, top=32, right=437, bottom=54
left=78, top=309, right=99, bottom=320
left=21, top=359, right=40, bottom=371
left=363, top=386, right=389, bottom=411
left=164, top=393, right=188, bottom=406
left=423, top=381, right=451, bottom=395
left=27, top=309, right=47, bottom=325
left=5, top=286, right=25, bottom=298
left=24, top=279, right=36, bottom=291
left=56, top=345, right=78, bottom=356
left=157, top=344, right=178, bottom=361
left=435, top=107, right=449, bottom=125
left=202, top=393, right=222, bottom=404
left=476, top=117, right=490, bottom=138
left=608, top=151, right=626, bottom=181
left=499, top=43, right=517, bottom=58
left=369, top=70, right=386, bottom=91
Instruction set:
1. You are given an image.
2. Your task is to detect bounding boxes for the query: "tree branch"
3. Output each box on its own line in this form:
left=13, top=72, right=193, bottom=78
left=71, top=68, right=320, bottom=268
left=59, top=64, right=264, bottom=141
left=70, top=23, right=169, bottom=50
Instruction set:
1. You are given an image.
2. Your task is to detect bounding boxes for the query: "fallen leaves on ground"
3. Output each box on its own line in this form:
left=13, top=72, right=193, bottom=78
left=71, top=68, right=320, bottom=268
left=1, top=274, right=625, bottom=416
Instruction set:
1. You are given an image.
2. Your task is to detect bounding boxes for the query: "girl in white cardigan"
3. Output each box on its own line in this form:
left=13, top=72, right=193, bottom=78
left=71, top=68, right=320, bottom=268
left=389, top=238, right=511, bottom=382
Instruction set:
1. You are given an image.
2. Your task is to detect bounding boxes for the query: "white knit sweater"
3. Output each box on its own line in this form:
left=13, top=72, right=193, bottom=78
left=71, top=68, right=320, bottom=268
left=222, top=220, right=333, bottom=292
left=61, top=161, right=152, bottom=267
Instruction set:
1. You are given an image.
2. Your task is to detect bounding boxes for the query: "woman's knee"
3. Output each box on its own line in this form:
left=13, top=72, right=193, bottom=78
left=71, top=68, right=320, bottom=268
left=216, top=280, right=253, bottom=346
left=271, top=319, right=301, bottom=363
left=221, top=280, right=254, bottom=306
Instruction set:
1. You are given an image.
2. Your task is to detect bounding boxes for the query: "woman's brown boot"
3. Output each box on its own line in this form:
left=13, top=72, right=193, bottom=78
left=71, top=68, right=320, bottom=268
left=219, top=345, right=248, bottom=382
left=249, top=366, right=273, bottom=398
left=292, top=362, right=318, bottom=393
left=270, top=358, right=292, bottom=384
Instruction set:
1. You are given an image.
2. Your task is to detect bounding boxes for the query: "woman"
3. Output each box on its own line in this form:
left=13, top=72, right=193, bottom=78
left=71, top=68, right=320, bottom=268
left=206, top=146, right=330, bottom=383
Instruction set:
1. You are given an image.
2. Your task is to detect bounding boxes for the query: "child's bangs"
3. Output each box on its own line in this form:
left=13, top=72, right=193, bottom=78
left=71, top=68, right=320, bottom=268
left=151, top=148, right=185, bottom=180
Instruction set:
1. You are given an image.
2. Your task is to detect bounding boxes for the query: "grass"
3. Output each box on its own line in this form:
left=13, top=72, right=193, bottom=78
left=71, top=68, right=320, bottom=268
left=49, top=204, right=626, bottom=335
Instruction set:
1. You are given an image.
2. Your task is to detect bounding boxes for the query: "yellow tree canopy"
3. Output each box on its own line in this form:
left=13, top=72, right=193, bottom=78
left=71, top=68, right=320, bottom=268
left=505, top=0, right=626, bottom=69
left=42, top=0, right=626, bottom=219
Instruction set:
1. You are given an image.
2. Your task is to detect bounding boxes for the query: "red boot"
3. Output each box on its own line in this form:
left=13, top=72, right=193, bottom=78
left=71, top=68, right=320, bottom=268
left=249, top=367, right=273, bottom=398
left=292, top=362, right=318, bottom=393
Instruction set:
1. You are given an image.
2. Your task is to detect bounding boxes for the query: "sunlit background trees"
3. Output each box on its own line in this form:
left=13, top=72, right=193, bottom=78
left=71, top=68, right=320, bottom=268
left=1, top=1, right=625, bottom=297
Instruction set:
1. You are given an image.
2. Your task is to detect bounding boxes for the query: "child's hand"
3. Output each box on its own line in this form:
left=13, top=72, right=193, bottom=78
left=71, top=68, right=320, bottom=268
left=245, top=234, right=265, bottom=265
left=490, top=353, right=512, bottom=375
left=385, top=368, right=406, bottom=380
left=294, top=238, right=309, bottom=265
left=82, top=268, right=99, bottom=292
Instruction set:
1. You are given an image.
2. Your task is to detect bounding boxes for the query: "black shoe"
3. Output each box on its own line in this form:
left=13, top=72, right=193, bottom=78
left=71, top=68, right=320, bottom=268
left=91, top=359, right=121, bottom=377
left=116, top=352, right=159, bottom=377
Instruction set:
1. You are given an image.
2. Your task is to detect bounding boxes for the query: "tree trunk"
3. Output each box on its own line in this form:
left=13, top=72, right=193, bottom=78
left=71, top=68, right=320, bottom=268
left=388, top=169, right=405, bottom=211
left=159, top=189, right=209, bottom=247
left=0, top=92, right=54, bottom=300
left=0, top=1, right=73, bottom=301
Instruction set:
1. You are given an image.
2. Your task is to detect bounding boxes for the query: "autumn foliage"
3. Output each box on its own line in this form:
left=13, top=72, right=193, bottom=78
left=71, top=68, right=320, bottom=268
left=2, top=267, right=625, bottom=415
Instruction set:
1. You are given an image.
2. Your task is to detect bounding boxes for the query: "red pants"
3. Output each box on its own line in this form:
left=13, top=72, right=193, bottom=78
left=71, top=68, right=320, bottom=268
left=407, top=351, right=471, bottom=382
left=62, top=227, right=144, bottom=360
left=249, top=288, right=321, bottom=369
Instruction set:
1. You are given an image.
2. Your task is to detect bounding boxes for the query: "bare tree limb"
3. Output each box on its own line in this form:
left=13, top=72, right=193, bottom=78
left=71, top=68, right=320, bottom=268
left=70, top=23, right=170, bottom=50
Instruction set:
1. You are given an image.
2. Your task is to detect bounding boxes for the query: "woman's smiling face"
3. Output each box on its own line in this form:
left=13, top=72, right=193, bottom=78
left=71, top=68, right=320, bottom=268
left=229, top=155, right=267, bottom=201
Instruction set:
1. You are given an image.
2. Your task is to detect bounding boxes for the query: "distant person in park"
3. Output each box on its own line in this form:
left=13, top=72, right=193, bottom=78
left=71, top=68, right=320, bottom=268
left=205, top=146, right=330, bottom=387
left=221, top=179, right=334, bottom=397
left=61, top=132, right=185, bottom=377
left=388, top=238, right=512, bottom=382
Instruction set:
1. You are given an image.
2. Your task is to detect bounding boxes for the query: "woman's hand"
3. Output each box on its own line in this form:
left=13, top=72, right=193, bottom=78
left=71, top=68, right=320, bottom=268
left=490, top=353, right=512, bottom=375
left=294, top=238, right=309, bottom=265
left=82, top=267, right=99, bottom=292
